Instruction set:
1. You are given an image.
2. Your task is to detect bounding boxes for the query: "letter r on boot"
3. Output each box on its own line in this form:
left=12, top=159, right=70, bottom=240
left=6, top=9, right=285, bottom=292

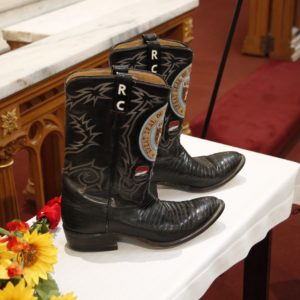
left=118, top=84, right=127, bottom=96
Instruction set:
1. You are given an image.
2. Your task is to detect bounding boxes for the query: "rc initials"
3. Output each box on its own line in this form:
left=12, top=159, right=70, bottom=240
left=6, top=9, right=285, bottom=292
left=118, top=84, right=127, bottom=96
left=151, top=49, right=158, bottom=73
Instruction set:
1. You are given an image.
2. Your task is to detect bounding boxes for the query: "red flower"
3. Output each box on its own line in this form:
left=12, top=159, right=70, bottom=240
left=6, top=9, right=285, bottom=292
left=6, top=236, right=28, bottom=252
left=46, top=196, right=61, bottom=207
left=36, top=196, right=61, bottom=229
left=6, top=221, right=29, bottom=233
left=7, top=262, right=23, bottom=278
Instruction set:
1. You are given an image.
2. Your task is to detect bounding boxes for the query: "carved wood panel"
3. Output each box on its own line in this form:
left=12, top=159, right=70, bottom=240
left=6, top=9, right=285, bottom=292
left=243, top=0, right=299, bottom=60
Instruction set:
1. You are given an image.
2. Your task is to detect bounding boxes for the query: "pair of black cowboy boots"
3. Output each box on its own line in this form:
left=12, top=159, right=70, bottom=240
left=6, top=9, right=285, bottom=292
left=62, top=34, right=245, bottom=251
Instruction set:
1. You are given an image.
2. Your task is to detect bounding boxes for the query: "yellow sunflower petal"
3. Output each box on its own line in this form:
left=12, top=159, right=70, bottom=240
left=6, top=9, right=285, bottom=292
left=0, top=265, right=9, bottom=279
left=22, top=230, right=57, bottom=285
left=51, top=292, right=77, bottom=300
left=0, top=243, right=16, bottom=261
left=0, top=279, right=37, bottom=300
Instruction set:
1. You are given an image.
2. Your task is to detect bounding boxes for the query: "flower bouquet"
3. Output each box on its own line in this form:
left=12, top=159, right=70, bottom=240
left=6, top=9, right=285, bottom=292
left=0, top=196, right=76, bottom=300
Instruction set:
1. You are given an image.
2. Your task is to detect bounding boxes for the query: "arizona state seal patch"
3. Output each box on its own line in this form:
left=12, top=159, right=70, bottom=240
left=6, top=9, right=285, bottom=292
left=139, top=104, right=167, bottom=162
left=170, top=64, right=192, bottom=118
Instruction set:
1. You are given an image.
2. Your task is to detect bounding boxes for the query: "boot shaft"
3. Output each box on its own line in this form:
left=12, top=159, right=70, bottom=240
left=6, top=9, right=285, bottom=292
left=64, top=68, right=169, bottom=203
left=110, top=34, right=192, bottom=155
left=109, top=34, right=192, bottom=86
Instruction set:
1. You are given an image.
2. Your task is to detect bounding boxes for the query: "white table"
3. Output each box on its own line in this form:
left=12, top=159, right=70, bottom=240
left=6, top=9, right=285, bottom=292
left=52, top=135, right=300, bottom=300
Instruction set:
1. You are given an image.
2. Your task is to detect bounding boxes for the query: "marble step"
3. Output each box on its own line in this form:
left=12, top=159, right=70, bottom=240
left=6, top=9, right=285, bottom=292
left=3, top=0, right=142, bottom=43
left=0, top=0, right=198, bottom=100
left=0, top=0, right=82, bottom=28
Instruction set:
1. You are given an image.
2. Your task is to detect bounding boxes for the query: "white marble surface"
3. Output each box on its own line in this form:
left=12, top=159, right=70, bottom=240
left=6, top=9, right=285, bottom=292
left=0, top=31, right=10, bottom=54
left=0, top=0, right=38, bottom=13
left=51, top=135, right=300, bottom=300
left=3, top=0, right=141, bottom=42
left=0, top=0, right=199, bottom=100
left=0, top=0, right=82, bottom=28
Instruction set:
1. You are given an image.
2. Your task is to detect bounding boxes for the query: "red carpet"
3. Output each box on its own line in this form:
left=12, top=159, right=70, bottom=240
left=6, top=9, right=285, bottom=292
left=190, top=60, right=300, bottom=156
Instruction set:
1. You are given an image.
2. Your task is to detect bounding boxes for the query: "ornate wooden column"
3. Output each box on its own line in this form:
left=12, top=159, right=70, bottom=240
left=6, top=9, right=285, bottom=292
left=295, top=0, right=300, bottom=28
left=0, top=159, right=19, bottom=226
left=0, top=107, right=26, bottom=226
left=270, top=0, right=296, bottom=60
left=242, top=0, right=271, bottom=56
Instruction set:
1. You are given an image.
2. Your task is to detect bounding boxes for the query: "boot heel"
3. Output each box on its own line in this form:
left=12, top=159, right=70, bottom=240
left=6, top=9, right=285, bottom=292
left=64, top=228, right=118, bottom=252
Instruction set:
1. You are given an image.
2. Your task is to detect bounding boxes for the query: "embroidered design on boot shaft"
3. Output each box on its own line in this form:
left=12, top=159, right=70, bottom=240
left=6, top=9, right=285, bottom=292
left=114, top=51, right=147, bottom=69
left=67, top=82, right=113, bottom=108
left=160, top=52, right=189, bottom=82
left=65, top=113, right=101, bottom=155
left=64, top=160, right=106, bottom=193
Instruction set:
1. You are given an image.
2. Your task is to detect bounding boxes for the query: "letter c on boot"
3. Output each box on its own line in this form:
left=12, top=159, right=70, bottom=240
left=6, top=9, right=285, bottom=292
left=116, top=100, right=125, bottom=111
left=151, top=65, right=158, bottom=73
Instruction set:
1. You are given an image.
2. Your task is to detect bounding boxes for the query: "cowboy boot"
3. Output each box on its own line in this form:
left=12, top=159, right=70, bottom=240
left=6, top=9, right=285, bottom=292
left=109, top=34, right=245, bottom=191
left=62, top=67, right=224, bottom=251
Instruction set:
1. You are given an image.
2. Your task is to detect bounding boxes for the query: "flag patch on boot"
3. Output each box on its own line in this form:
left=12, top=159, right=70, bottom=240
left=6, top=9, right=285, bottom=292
left=170, top=64, right=192, bottom=118
left=135, top=165, right=150, bottom=177
left=168, top=120, right=180, bottom=132
left=139, top=104, right=167, bottom=162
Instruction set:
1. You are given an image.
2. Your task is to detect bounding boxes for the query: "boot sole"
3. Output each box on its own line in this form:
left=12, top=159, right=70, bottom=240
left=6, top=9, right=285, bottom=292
left=64, top=201, right=225, bottom=251
left=154, top=154, right=246, bottom=192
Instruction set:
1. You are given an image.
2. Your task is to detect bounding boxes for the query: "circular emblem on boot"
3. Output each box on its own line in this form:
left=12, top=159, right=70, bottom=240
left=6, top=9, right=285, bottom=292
left=170, top=64, right=192, bottom=118
left=139, top=104, right=167, bottom=162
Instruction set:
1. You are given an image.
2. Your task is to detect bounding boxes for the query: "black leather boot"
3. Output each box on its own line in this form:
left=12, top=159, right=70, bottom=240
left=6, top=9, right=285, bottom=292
left=110, top=34, right=245, bottom=191
left=62, top=68, right=224, bottom=251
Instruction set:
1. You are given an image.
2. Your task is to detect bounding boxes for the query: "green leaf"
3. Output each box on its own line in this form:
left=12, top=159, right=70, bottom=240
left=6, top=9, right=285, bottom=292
left=35, top=274, right=60, bottom=300
left=14, top=231, right=24, bottom=238
left=0, top=227, right=10, bottom=236
left=30, top=218, right=50, bottom=234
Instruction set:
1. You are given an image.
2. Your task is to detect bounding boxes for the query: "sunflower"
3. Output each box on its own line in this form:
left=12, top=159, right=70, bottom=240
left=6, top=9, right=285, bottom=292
left=51, top=292, right=77, bottom=300
left=0, top=242, right=16, bottom=279
left=0, top=279, right=37, bottom=300
left=21, top=230, right=57, bottom=285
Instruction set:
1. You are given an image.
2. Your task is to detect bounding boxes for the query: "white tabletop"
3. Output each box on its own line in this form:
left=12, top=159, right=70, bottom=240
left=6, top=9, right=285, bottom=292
left=52, top=135, right=300, bottom=300
left=3, top=0, right=142, bottom=43
left=0, top=0, right=198, bottom=100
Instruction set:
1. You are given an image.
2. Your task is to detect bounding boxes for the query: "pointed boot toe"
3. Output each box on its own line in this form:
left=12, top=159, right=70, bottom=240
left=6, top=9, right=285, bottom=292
left=191, top=151, right=246, bottom=190
left=108, top=195, right=225, bottom=247
left=160, top=196, right=225, bottom=246
left=168, top=196, right=225, bottom=245
left=150, top=147, right=245, bottom=192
